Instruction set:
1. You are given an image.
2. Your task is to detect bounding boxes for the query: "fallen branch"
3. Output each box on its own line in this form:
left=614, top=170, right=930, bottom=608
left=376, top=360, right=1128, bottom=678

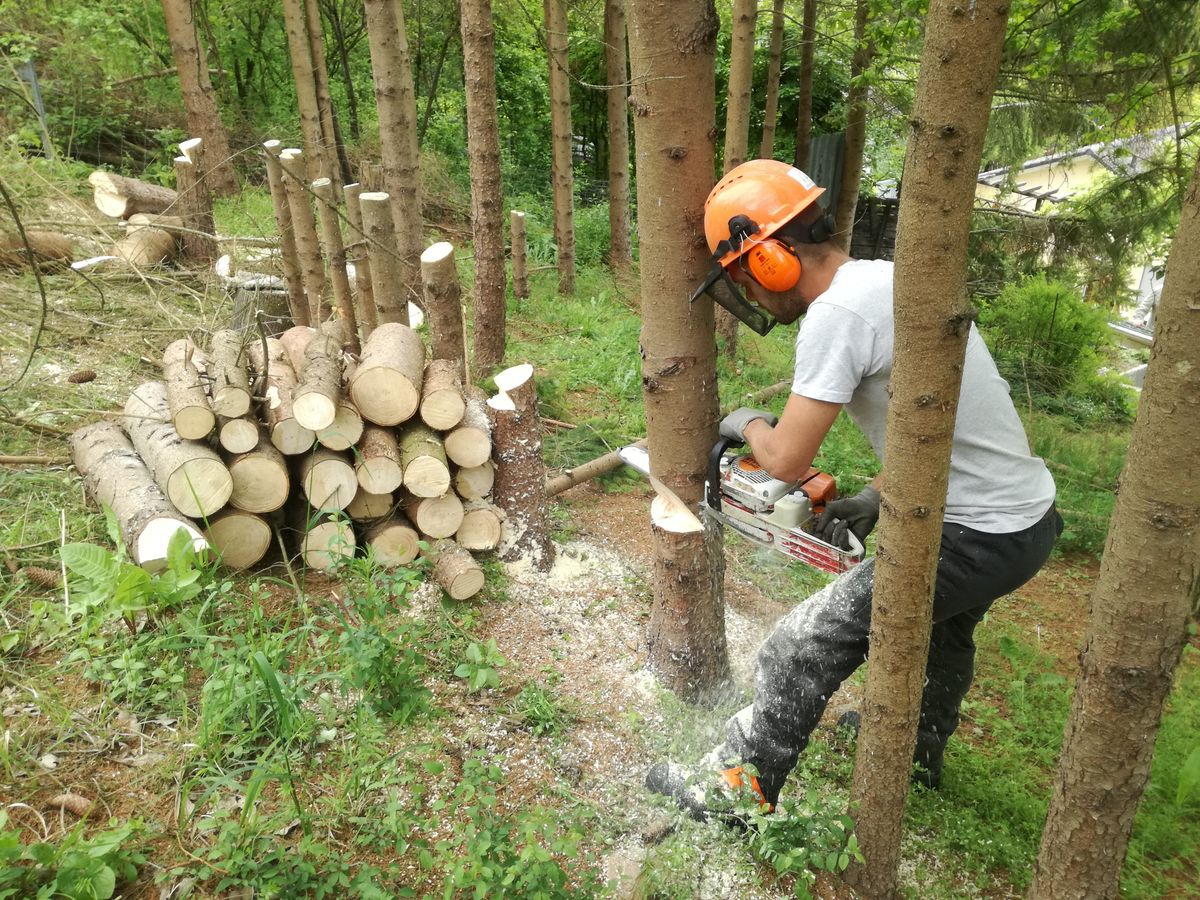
left=0, top=455, right=68, bottom=466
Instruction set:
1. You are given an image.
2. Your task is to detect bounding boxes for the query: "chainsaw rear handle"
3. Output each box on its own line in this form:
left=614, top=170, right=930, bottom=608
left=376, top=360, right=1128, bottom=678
left=707, top=436, right=742, bottom=510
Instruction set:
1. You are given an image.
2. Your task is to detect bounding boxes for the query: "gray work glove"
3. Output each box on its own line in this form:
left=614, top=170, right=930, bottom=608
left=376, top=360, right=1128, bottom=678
left=815, top=485, right=880, bottom=551
left=719, top=407, right=778, bottom=443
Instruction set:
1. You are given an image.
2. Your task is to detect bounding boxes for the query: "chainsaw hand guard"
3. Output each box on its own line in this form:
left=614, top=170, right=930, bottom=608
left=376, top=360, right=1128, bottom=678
left=689, top=264, right=777, bottom=336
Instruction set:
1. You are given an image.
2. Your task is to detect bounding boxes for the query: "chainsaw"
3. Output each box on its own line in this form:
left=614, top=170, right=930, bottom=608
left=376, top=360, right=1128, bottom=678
left=619, top=438, right=865, bottom=575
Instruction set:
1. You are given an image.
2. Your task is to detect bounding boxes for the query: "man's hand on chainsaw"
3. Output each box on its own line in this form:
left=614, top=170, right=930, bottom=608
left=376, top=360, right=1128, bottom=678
left=719, top=408, right=779, bottom=443
left=815, top=485, right=881, bottom=551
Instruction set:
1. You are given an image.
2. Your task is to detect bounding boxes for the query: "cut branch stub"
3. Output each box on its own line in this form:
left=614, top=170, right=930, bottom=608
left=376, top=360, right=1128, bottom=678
left=350, top=322, right=424, bottom=425
left=420, top=358, right=466, bottom=430
left=121, top=380, right=232, bottom=518
left=397, top=422, right=451, bottom=498
left=431, top=539, right=485, bottom=600
left=343, top=183, right=378, bottom=339
left=420, top=241, right=467, bottom=383
left=205, top=510, right=272, bottom=569
left=208, top=329, right=252, bottom=418
left=312, top=177, right=361, bottom=354
left=162, top=338, right=215, bottom=440
left=279, top=148, right=327, bottom=321
left=263, top=140, right=309, bottom=326
left=298, top=447, right=358, bottom=511
left=510, top=210, right=529, bottom=299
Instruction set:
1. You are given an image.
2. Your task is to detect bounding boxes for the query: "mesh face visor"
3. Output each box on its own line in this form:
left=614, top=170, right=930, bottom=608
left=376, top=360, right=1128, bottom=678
left=688, top=262, right=777, bottom=336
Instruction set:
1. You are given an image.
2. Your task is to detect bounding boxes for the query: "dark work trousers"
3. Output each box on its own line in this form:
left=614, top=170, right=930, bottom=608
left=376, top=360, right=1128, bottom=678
left=715, top=504, right=1063, bottom=800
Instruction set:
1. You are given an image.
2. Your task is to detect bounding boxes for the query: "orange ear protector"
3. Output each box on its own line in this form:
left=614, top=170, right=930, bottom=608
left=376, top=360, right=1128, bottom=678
left=745, top=240, right=802, bottom=292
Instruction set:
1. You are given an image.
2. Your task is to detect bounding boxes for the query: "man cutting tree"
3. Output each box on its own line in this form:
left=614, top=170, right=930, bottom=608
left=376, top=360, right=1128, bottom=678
left=646, top=159, right=1063, bottom=818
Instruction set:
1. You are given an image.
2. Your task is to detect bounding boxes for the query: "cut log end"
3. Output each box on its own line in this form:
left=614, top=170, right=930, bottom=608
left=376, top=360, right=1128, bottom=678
left=365, top=518, right=420, bottom=568
left=293, top=392, right=338, bottom=432
left=302, top=519, right=356, bottom=571
left=316, top=404, right=365, bottom=451
left=420, top=241, right=455, bottom=265
left=137, top=519, right=209, bottom=573
left=493, top=363, right=535, bottom=394
left=166, top=457, right=232, bottom=518
left=351, top=369, right=420, bottom=426
left=206, top=511, right=272, bottom=569
left=432, top=540, right=485, bottom=600
left=271, top=420, right=317, bottom=455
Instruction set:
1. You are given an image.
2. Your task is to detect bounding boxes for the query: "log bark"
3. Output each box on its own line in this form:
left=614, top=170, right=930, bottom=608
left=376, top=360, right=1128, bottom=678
left=312, top=177, right=361, bottom=353
left=420, top=358, right=466, bottom=430
left=205, top=509, right=271, bottom=569
left=298, top=446, right=357, bottom=511
left=488, top=363, right=553, bottom=569
left=405, top=491, right=464, bottom=539
left=281, top=0, right=333, bottom=183
left=346, top=486, right=395, bottom=521
left=454, top=461, right=495, bottom=500
left=457, top=499, right=503, bottom=551
left=355, top=425, right=404, bottom=494
left=444, top=387, right=491, bottom=468
left=215, top=414, right=260, bottom=454
left=263, top=140, right=309, bottom=325
left=509, top=210, right=529, bottom=299
left=88, top=171, right=178, bottom=219
left=397, top=422, right=451, bottom=498
left=113, top=226, right=177, bottom=267
left=459, top=0, right=507, bottom=374
left=247, top=336, right=316, bottom=454
left=316, top=400, right=365, bottom=451
left=359, top=191, right=409, bottom=325
left=172, top=141, right=217, bottom=262
left=362, top=0, right=424, bottom=313
left=122, top=380, right=233, bottom=518
left=343, top=183, right=379, bottom=338
left=350, top=322, right=425, bottom=425
left=604, top=0, right=632, bottom=276
left=159, top=0, right=238, bottom=195
left=162, top=338, right=215, bottom=440
left=293, top=320, right=345, bottom=431
left=127, top=213, right=184, bottom=233
left=758, top=0, right=786, bottom=159
left=231, top=286, right=292, bottom=336
left=364, top=513, right=420, bottom=567
left=431, top=538, right=485, bottom=600
left=279, top=323, right=316, bottom=373
left=207, top=329, right=252, bottom=418
left=834, top=0, right=873, bottom=252
left=70, top=421, right=206, bottom=571
left=794, top=0, right=817, bottom=170
left=0, top=231, right=72, bottom=270
left=223, top=431, right=290, bottom=513
left=543, top=0, right=575, bottom=295
left=723, top=0, right=757, bottom=173
left=279, top=148, right=327, bottom=320
left=303, top=0, right=348, bottom=186
left=420, top=241, right=467, bottom=384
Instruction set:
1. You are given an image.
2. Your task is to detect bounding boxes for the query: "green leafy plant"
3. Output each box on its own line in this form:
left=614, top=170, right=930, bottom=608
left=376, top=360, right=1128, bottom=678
left=0, top=811, right=145, bottom=900
left=510, top=678, right=572, bottom=737
left=454, top=639, right=507, bottom=693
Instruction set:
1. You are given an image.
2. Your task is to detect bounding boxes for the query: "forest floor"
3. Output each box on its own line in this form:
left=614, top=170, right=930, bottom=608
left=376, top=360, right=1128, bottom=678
left=1, top=164, right=1198, bottom=898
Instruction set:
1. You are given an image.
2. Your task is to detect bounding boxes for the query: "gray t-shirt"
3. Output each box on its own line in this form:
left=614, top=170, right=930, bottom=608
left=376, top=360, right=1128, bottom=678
left=791, top=259, right=1056, bottom=533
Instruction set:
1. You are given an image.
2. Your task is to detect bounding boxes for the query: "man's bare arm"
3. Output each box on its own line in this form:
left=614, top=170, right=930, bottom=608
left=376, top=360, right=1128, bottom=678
left=743, top=393, right=842, bottom=483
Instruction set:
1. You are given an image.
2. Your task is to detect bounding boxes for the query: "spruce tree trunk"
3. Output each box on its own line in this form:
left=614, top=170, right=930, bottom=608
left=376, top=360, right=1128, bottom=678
left=833, top=0, right=872, bottom=251
left=627, top=0, right=729, bottom=702
left=459, top=0, right=507, bottom=375
left=758, top=0, right=786, bottom=159
left=794, top=0, right=817, bottom=170
left=303, top=0, right=351, bottom=186
left=363, top=0, right=425, bottom=315
left=544, top=0, right=576, bottom=295
left=844, top=1, right=1011, bottom=895
left=1028, top=155, right=1200, bottom=900
left=281, top=0, right=333, bottom=183
left=159, top=0, right=237, bottom=196
left=604, top=0, right=632, bottom=276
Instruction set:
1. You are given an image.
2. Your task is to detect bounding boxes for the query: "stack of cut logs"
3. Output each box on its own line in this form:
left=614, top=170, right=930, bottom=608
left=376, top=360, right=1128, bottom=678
left=70, top=137, right=557, bottom=598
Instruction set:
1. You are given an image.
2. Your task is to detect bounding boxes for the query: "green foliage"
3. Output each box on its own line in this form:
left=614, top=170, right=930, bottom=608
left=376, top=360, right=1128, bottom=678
left=510, top=677, right=573, bottom=737
left=741, top=791, right=864, bottom=897
left=0, top=812, right=145, bottom=900
left=455, top=638, right=507, bottom=693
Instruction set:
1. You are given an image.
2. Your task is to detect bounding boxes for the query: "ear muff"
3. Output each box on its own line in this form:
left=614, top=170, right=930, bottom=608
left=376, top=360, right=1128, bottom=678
left=745, top=240, right=802, bottom=293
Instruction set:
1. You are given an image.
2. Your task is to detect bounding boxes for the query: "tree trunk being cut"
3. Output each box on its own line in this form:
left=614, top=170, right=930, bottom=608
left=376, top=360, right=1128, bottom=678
left=293, top=320, right=345, bottom=432
left=162, top=338, right=216, bottom=440
left=444, top=387, right=491, bottom=468
left=247, top=337, right=316, bottom=454
left=431, top=539, right=485, bottom=600
left=509, top=210, right=529, bottom=299
left=0, top=231, right=73, bottom=270
left=457, top=499, right=503, bottom=551
left=346, top=486, right=395, bottom=521
left=355, top=425, right=404, bottom=493
left=419, top=241, right=467, bottom=383
left=299, top=446, right=357, bottom=511
left=454, top=461, right=495, bottom=500
left=207, top=329, right=252, bottom=418
left=488, top=363, right=553, bottom=569
left=420, top=358, right=465, bottom=430
left=312, top=177, right=361, bottom=353
left=223, top=431, right=290, bottom=513
left=122, top=380, right=233, bottom=518
left=398, top=422, right=450, bottom=498
left=88, top=171, right=178, bottom=219
left=263, top=140, right=309, bottom=325
left=316, top=400, right=364, bottom=451
left=350, top=322, right=424, bottom=425
left=358, top=191, right=409, bottom=326
left=70, top=421, right=207, bottom=571
left=205, top=509, right=272, bottom=569
left=405, top=491, right=464, bottom=539
left=279, top=148, right=327, bottom=320
left=343, top=183, right=379, bottom=338
left=364, top=513, right=419, bottom=567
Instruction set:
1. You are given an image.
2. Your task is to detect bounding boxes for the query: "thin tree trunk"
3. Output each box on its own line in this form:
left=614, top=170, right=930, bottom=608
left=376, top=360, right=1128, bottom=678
left=325, top=5, right=361, bottom=140
left=604, top=0, right=632, bottom=276
left=159, top=0, right=237, bottom=195
left=1028, top=154, right=1200, bottom=900
left=627, top=0, right=729, bottom=702
left=459, top=0, right=507, bottom=376
left=304, top=0, right=351, bottom=186
left=844, top=2, right=1011, bottom=895
left=794, top=0, right=817, bottom=170
left=363, top=0, right=425, bottom=316
left=281, top=0, right=332, bottom=183
left=544, top=0, right=576, bottom=295
left=758, top=0, right=786, bottom=159
left=834, top=0, right=872, bottom=251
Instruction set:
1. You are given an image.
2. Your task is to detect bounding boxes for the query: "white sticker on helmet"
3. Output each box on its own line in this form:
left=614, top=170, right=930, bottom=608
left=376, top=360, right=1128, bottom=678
left=787, top=167, right=816, bottom=189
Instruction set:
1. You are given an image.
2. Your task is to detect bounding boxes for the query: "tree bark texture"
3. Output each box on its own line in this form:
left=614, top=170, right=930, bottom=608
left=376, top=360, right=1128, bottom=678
left=343, top=183, right=379, bottom=338
left=845, top=2, right=1010, bottom=896
left=420, top=241, right=468, bottom=384
left=303, top=0, right=350, bottom=187
left=263, top=141, right=310, bottom=326
left=362, top=0, right=424, bottom=313
left=281, top=0, right=335, bottom=183
left=459, top=0, right=507, bottom=375
left=1028, top=154, right=1200, bottom=900
left=833, top=0, right=872, bottom=251
left=159, top=0, right=237, bottom=195
left=758, top=0, right=786, bottom=159
left=359, top=191, right=410, bottom=325
left=604, top=0, right=632, bottom=275
left=171, top=150, right=217, bottom=262
left=88, top=172, right=178, bottom=220
left=247, top=336, right=317, bottom=455
left=794, top=0, right=817, bottom=170
left=312, top=178, right=361, bottom=353
left=543, top=0, right=576, bottom=295
left=279, top=149, right=327, bottom=321
left=626, top=0, right=729, bottom=701
left=510, top=210, right=529, bottom=299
